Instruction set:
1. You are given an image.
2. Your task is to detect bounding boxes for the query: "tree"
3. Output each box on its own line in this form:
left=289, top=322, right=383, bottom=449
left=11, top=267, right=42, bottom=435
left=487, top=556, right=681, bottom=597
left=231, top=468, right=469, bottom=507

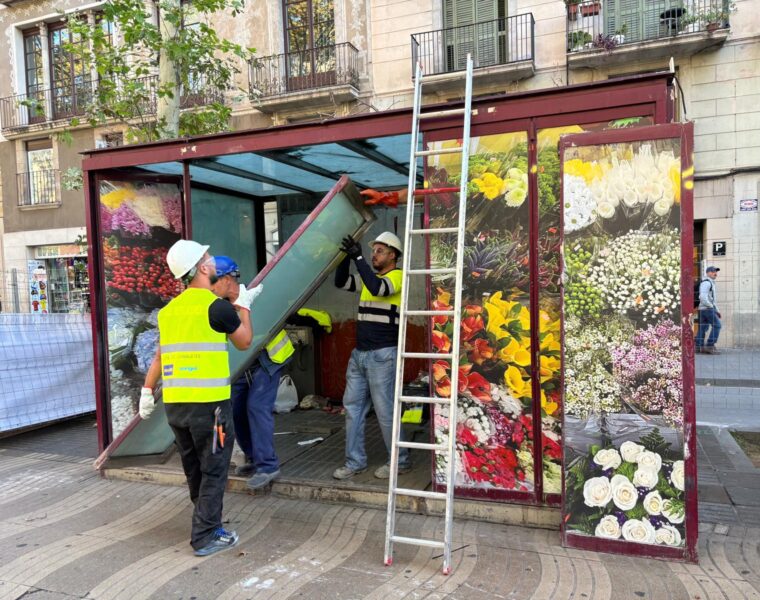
left=59, top=0, right=255, bottom=142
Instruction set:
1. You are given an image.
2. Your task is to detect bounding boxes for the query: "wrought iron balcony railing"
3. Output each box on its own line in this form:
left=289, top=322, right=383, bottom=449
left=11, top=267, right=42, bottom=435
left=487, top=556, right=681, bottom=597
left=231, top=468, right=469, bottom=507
left=411, top=14, right=535, bottom=77
left=17, top=169, right=61, bottom=207
left=567, top=0, right=731, bottom=52
left=249, top=42, right=360, bottom=98
left=1, top=75, right=224, bottom=134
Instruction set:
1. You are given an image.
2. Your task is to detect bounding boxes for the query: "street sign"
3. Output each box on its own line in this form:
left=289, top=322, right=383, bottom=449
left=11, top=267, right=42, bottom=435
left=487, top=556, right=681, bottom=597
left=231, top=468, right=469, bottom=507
left=740, top=198, right=758, bottom=212
left=713, top=241, right=726, bottom=256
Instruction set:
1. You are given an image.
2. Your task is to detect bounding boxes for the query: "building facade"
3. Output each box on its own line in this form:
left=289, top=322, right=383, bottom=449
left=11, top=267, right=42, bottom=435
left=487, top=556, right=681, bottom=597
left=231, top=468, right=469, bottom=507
left=0, top=0, right=758, bottom=340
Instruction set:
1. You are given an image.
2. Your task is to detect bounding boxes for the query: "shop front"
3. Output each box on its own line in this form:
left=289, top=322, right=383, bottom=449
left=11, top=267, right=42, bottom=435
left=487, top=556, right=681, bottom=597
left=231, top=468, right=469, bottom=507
left=28, top=243, right=90, bottom=314
left=83, top=71, right=697, bottom=562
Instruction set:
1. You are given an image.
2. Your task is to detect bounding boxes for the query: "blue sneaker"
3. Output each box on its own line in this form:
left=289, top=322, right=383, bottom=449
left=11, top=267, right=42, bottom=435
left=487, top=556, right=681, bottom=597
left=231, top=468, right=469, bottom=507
left=194, top=528, right=239, bottom=556
left=246, top=469, right=280, bottom=490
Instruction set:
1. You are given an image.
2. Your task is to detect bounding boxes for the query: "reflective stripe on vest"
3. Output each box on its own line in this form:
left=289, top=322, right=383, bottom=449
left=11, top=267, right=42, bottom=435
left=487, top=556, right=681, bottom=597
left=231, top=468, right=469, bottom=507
left=158, top=288, right=231, bottom=403
left=358, top=269, right=402, bottom=326
left=265, top=329, right=295, bottom=364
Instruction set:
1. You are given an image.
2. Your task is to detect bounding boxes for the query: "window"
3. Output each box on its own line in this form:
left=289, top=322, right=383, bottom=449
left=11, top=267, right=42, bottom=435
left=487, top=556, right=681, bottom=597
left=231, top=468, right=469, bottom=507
left=102, top=132, right=124, bottom=148
left=283, top=0, right=335, bottom=90
left=23, top=29, right=46, bottom=121
left=22, top=139, right=57, bottom=206
left=443, top=0, right=506, bottom=70
left=49, top=23, right=93, bottom=118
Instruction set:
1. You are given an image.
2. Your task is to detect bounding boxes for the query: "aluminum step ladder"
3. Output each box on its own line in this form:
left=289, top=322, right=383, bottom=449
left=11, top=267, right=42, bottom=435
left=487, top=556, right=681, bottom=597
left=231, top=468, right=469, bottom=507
left=384, top=54, right=474, bottom=575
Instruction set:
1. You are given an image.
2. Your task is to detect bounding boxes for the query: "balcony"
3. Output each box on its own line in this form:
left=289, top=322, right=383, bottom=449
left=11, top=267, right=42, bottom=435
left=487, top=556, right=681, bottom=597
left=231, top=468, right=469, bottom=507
left=0, top=76, right=223, bottom=136
left=17, top=170, right=61, bottom=208
left=248, top=43, right=361, bottom=113
left=410, top=14, right=535, bottom=94
left=566, top=0, right=730, bottom=69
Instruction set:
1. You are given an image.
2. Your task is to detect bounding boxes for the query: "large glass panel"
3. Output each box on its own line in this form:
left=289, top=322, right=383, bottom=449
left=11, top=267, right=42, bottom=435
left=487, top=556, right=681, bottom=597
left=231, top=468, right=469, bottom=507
left=427, top=131, right=535, bottom=495
left=228, top=177, right=374, bottom=375
left=99, top=179, right=184, bottom=440
left=560, top=134, right=689, bottom=551
left=190, top=189, right=257, bottom=284
left=99, top=176, right=375, bottom=462
left=536, top=116, right=654, bottom=499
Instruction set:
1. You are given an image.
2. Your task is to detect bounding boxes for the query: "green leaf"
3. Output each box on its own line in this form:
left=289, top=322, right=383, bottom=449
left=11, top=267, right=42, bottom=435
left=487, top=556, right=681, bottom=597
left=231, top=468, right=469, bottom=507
left=625, top=504, right=647, bottom=520
left=639, top=428, right=671, bottom=456
left=614, top=461, right=636, bottom=480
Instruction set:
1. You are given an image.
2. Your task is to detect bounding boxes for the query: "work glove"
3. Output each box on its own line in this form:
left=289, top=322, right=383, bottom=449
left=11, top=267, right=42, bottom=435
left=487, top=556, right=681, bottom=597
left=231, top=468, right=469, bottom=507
left=234, top=283, right=263, bottom=312
left=360, top=189, right=399, bottom=208
left=340, top=235, right=363, bottom=260
left=139, top=387, right=156, bottom=420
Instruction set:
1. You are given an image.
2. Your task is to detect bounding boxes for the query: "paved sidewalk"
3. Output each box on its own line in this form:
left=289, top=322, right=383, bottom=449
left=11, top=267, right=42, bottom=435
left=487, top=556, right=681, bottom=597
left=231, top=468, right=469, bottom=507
left=0, top=444, right=759, bottom=600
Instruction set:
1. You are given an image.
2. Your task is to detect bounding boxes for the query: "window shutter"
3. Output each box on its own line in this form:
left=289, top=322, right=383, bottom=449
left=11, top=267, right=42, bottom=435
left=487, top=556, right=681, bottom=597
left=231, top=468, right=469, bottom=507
left=608, top=0, right=641, bottom=40
left=475, top=0, right=499, bottom=67
left=643, top=0, right=667, bottom=40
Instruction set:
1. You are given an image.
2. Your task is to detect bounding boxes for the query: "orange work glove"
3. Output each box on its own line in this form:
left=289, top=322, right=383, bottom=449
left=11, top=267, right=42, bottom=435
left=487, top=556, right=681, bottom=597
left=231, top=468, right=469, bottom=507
left=360, top=189, right=400, bottom=208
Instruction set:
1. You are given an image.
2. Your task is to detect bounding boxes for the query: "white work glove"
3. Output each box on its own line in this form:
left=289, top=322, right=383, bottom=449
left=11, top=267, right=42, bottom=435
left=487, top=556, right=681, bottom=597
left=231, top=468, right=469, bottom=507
left=234, top=283, right=263, bottom=312
left=139, top=387, right=156, bottom=420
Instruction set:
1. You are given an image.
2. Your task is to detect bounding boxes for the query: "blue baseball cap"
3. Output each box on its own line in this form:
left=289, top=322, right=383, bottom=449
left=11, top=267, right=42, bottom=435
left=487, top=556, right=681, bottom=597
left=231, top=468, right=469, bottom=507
left=214, top=256, right=240, bottom=279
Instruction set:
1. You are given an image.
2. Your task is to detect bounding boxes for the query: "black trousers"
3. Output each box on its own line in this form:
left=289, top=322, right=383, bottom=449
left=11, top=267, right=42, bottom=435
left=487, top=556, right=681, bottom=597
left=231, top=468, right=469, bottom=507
left=165, top=400, right=234, bottom=550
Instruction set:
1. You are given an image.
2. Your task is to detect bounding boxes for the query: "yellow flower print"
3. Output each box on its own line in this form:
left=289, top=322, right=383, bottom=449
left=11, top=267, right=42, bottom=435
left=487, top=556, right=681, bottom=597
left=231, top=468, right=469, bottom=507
left=100, top=187, right=135, bottom=210
left=539, top=355, right=560, bottom=383
left=541, top=389, right=559, bottom=416
left=472, top=172, right=504, bottom=200
left=540, top=332, right=561, bottom=353
left=499, top=338, right=531, bottom=366
left=669, top=164, right=681, bottom=204
left=505, top=365, right=532, bottom=398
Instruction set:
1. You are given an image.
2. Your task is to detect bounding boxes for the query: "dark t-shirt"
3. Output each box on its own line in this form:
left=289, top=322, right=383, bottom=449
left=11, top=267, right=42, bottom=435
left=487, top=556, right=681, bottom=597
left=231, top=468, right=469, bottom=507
left=208, top=298, right=241, bottom=334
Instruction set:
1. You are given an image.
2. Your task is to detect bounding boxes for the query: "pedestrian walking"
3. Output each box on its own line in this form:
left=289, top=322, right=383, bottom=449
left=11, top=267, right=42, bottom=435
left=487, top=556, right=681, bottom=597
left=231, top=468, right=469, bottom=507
left=332, top=231, right=411, bottom=480
left=696, top=265, right=722, bottom=354
left=212, top=256, right=295, bottom=490
left=139, top=240, right=259, bottom=556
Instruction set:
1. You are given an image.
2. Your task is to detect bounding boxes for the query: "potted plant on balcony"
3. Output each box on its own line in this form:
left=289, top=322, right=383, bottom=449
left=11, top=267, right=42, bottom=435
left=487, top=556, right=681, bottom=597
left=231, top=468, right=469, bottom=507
left=700, top=1, right=736, bottom=32
left=592, top=33, right=619, bottom=52
left=581, top=1, right=602, bottom=17
left=566, top=0, right=582, bottom=21
left=612, top=24, right=627, bottom=44
left=568, top=30, right=593, bottom=51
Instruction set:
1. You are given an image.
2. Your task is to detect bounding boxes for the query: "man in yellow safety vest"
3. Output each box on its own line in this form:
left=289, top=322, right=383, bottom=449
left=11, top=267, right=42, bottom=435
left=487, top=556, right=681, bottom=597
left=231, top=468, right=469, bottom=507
left=212, top=256, right=295, bottom=490
left=333, top=231, right=411, bottom=480
left=139, top=240, right=261, bottom=557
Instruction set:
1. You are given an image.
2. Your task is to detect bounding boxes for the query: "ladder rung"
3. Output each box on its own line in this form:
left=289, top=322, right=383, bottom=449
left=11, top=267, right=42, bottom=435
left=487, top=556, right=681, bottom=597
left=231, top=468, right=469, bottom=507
left=391, top=535, right=445, bottom=549
left=405, top=310, right=454, bottom=317
left=415, top=147, right=462, bottom=157
left=409, top=227, right=459, bottom=234
left=407, top=268, right=456, bottom=276
left=418, top=108, right=466, bottom=120
left=397, top=441, right=448, bottom=452
left=402, top=352, right=452, bottom=360
left=393, top=487, right=448, bottom=501
left=399, top=395, right=452, bottom=404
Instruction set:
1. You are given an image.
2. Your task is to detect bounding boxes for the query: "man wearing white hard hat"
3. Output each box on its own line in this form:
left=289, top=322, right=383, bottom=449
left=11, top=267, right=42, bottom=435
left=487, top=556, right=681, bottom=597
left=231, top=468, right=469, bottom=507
left=140, top=239, right=262, bottom=557
left=333, top=231, right=411, bottom=480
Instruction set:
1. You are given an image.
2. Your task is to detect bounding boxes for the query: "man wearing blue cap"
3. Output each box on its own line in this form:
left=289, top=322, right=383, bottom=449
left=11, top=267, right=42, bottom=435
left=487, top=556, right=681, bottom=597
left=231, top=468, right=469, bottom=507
left=213, top=256, right=295, bottom=489
left=696, top=266, right=721, bottom=354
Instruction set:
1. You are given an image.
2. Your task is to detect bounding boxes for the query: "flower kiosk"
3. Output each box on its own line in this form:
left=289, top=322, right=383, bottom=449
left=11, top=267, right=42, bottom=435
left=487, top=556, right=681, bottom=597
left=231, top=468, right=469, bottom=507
left=83, top=72, right=696, bottom=563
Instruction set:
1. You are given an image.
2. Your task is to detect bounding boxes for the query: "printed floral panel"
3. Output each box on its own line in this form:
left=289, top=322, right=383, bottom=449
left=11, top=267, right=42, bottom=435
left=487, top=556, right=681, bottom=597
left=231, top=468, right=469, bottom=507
left=561, top=137, right=687, bottom=548
left=99, top=180, right=184, bottom=437
left=536, top=118, right=654, bottom=498
left=426, top=132, right=536, bottom=494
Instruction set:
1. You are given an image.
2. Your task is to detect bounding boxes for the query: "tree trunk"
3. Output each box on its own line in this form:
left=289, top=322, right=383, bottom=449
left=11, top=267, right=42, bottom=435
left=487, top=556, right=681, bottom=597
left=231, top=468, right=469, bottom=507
left=157, top=0, right=180, bottom=138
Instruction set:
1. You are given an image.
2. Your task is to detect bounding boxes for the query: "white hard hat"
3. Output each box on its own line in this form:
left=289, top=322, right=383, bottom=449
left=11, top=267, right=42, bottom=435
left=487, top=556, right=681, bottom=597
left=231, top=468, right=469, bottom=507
left=167, top=239, right=209, bottom=279
left=370, top=231, right=403, bottom=255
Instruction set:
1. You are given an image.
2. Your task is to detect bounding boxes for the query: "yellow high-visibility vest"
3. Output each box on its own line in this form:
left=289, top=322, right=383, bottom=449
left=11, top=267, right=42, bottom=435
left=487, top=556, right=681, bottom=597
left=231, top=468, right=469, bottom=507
left=357, top=269, right=402, bottom=326
left=158, top=288, right=231, bottom=403
left=265, top=329, right=295, bottom=364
